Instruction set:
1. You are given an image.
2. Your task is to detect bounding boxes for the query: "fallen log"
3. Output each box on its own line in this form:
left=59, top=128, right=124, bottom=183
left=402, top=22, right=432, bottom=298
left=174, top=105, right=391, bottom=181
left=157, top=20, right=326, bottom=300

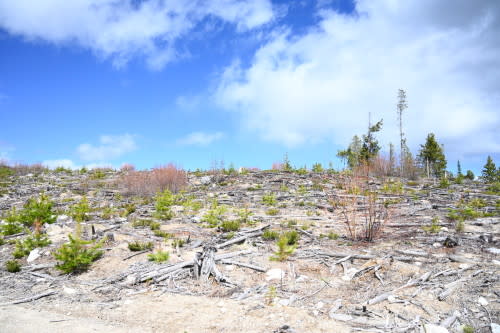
left=0, top=290, right=56, bottom=306
left=216, top=225, right=269, bottom=249
left=220, top=260, right=266, bottom=272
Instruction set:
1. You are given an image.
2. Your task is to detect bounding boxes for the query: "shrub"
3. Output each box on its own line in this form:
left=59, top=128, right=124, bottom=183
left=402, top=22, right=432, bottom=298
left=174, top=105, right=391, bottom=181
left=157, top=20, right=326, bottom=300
left=120, top=163, right=135, bottom=172
left=328, top=232, right=339, bottom=240
left=101, top=206, right=117, bottom=220
left=69, top=196, right=91, bottom=222
left=132, top=219, right=154, bottom=228
left=422, top=217, right=441, bottom=234
left=266, top=208, right=279, bottom=216
left=486, top=182, right=500, bottom=194
left=148, top=251, right=169, bottom=263
left=262, top=229, right=279, bottom=240
left=1, top=207, right=24, bottom=235
left=171, top=238, right=185, bottom=248
left=120, top=164, right=187, bottom=197
left=20, top=194, right=56, bottom=227
left=13, top=233, right=51, bottom=258
left=202, top=200, right=227, bottom=227
left=128, top=241, right=153, bottom=251
left=120, top=203, right=136, bottom=217
left=270, top=235, right=296, bottom=261
left=53, top=234, right=103, bottom=273
left=236, top=206, right=254, bottom=225
left=6, top=260, right=21, bottom=273
left=153, top=230, right=172, bottom=238
left=462, top=325, right=474, bottom=333
left=154, top=189, right=176, bottom=220
left=90, top=169, right=107, bottom=180
left=149, top=222, right=161, bottom=231
left=283, top=230, right=299, bottom=245
left=297, top=185, right=308, bottom=195
left=312, top=163, right=323, bottom=173
left=221, top=220, right=240, bottom=232
left=262, top=193, right=277, bottom=206
left=295, top=167, right=308, bottom=175
left=439, top=177, right=450, bottom=188
left=455, top=220, right=465, bottom=232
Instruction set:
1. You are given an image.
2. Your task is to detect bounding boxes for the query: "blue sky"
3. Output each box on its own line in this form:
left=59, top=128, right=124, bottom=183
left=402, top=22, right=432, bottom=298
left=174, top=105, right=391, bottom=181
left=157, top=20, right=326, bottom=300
left=0, top=0, right=499, bottom=174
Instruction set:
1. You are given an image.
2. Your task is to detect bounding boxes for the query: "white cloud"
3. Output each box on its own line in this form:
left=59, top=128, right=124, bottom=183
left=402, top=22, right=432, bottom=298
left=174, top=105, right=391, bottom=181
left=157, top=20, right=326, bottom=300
left=215, top=0, right=500, bottom=156
left=42, top=159, right=80, bottom=170
left=0, top=0, right=275, bottom=69
left=42, top=159, right=114, bottom=170
left=176, top=131, right=224, bottom=146
left=77, top=134, right=137, bottom=161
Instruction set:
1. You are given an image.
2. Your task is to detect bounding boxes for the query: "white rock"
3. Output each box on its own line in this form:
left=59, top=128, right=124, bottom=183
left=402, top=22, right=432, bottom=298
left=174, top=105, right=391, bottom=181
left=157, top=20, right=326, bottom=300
left=200, top=176, right=212, bottom=185
left=124, top=275, right=138, bottom=286
left=266, top=268, right=284, bottom=281
left=491, top=323, right=500, bottom=333
left=328, top=299, right=342, bottom=315
left=487, top=247, right=500, bottom=255
left=295, top=275, right=308, bottom=282
left=56, top=215, right=71, bottom=224
left=63, top=286, right=77, bottom=295
left=316, top=301, right=324, bottom=309
left=421, top=324, right=449, bottom=333
left=27, top=248, right=41, bottom=263
left=433, top=243, right=442, bottom=248
left=493, top=260, right=500, bottom=266
left=329, top=313, right=353, bottom=321
left=278, top=299, right=290, bottom=306
left=441, top=227, right=449, bottom=232
left=478, top=297, right=488, bottom=306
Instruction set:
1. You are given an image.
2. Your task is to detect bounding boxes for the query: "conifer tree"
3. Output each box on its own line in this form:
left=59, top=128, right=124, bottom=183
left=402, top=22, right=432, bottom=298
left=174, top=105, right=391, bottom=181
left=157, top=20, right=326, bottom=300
left=418, top=133, right=447, bottom=178
left=481, top=156, right=498, bottom=183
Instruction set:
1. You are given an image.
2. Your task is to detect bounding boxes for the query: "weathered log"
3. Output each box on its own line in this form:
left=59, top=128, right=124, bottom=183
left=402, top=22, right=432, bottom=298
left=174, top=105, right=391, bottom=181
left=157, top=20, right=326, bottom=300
left=220, top=260, right=266, bottom=272
left=216, top=225, right=269, bottom=249
left=0, top=290, right=56, bottom=306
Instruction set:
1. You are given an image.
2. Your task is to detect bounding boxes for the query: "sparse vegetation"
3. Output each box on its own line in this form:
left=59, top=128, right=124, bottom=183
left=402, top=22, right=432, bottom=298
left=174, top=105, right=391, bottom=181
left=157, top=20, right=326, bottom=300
left=262, top=193, right=277, bottom=206
left=270, top=234, right=297, bottom=261
left=69, top=196, right=91, bottom=222
left=202, top=200, right=227, bottom=227
left=422, top=217, right=441, bottom=233
left=148, top=251, right=170, bottom=263
left=19, top=193, right=56, bottom=227
left=128, top=241, right=153, bottom=251
left=262, top=229, right=279, bottom=241
left=266, top=208, right=279, bottom=216
left=6, top=260, right=21, bottom=273
left=13, top=232, right=51, bottom=258
left=53, top=235, right=103, bottom=273
left=154, top=189, right=176, bottom=220
left=220, top=220, right=240, bottom=232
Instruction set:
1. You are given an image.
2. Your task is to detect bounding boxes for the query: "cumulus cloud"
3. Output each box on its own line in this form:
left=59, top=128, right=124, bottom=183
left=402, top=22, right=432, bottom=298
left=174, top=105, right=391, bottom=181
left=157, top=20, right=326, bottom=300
left=215, top=0, right=500, bottom=156
left=0, top=0, right=275, bottom=69
left=77, top=134, right=137, bottom=161
left=42, top=159, right=114, bottom=170
left=176, top=131, right=224, bottom=146
left=42, top=159, right=81, bottom=170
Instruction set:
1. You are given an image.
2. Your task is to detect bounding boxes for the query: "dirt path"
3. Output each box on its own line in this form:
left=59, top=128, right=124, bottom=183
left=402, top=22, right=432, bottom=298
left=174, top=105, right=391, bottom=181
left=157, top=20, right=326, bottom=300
left=0, top=293, right=349, bottom=333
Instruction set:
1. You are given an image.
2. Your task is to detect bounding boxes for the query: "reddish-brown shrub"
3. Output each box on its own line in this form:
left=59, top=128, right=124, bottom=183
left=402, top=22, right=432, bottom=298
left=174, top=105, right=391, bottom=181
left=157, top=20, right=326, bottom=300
left=120, top=163, right=135, bottom=172
left=271, top=162, right=283, bottom=170
left=11, top=163, right=48, bottom=175
left=119, top=164, right=187, bottom=197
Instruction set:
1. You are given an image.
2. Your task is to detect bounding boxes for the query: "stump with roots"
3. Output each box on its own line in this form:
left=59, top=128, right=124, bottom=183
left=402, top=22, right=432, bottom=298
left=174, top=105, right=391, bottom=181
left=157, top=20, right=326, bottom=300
left=194, top=244, right=233, bottom=285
